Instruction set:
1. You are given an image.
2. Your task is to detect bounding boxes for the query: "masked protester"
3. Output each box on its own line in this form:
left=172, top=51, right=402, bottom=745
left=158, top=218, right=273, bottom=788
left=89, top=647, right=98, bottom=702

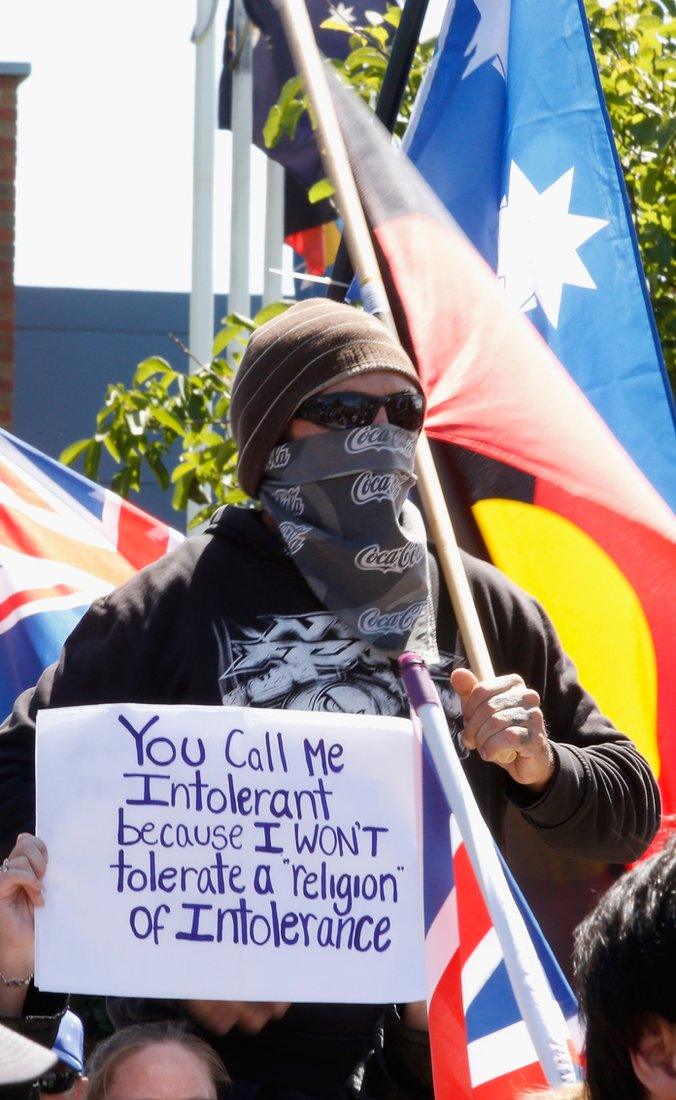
left=0, top=299, right=660, bottom=1099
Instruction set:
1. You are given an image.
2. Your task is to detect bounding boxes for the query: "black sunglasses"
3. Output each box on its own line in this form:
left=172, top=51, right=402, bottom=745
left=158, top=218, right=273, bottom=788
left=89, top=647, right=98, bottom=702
left=37, top=1066, right=80, bottom=1094
left=293, top=390, right=425, bottom=432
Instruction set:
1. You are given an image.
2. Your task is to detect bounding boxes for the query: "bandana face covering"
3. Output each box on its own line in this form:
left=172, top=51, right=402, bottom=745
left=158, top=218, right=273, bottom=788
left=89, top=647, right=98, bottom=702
left=259, top=424, right=439, bottom=663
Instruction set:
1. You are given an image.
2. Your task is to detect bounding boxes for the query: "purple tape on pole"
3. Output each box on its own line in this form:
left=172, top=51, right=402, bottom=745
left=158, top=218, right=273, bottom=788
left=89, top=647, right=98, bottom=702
left=398, top=652, right=442, bottom=713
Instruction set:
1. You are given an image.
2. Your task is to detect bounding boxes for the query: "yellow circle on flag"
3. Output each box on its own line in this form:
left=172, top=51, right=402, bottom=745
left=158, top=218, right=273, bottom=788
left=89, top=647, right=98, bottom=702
left=473, top=499, right=659, bottom=777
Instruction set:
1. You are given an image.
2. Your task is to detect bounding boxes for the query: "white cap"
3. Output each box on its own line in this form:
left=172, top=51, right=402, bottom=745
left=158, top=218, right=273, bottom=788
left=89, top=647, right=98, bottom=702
left=0, top=1021, right=57, bottom=1085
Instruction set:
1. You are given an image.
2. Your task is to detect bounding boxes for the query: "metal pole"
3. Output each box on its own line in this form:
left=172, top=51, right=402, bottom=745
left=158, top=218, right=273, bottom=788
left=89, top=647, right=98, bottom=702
left=188, top=0, right=218, bottom=533
left=263, top=158, right=285, bottom=305
left=228, top=0, right=253, bottom=316
left=189, top=0, right=218, bottom=367
left=328, top=0, right=431, bottom=300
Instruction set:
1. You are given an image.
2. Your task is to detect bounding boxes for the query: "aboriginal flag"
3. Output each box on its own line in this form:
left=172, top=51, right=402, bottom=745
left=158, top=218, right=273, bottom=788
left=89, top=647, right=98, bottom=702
left=333, top=80, right=676, bottom=817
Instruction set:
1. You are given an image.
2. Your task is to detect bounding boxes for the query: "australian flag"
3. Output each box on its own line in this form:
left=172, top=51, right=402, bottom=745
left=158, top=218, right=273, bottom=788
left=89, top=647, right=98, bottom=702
left=0, top=429, right=182, bottom=718
left=404, top=0, right=675, bottom=508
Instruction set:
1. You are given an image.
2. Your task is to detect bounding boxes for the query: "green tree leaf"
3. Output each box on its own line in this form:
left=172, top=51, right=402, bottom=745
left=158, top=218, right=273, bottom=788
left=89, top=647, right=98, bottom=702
left=262, top=104, right=282, bottom=148
left=212, top=323, right=246, bottom=356
left=60, top=438, right=91, bottom=466
left=308, top=178, right=335, bottom=203
left=151, top=408, right=186, bottom=437
left=135, top=357, right=173, bottom=384
left=102, top=435, right=122, bottom=463
left=253, top=301, right=291, bottom=326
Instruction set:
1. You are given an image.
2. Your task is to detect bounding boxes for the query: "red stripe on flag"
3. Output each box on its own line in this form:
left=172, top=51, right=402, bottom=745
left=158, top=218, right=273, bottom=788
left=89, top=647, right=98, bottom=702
left=0, top=584, right=79, bottom=622
left=472, top=1059, right=546, bottom=1099
left=0, top=459, right=55, bottom=510
left=0, top=508, right=134, bottom=586
left=453, top=841, right=492, bottom=962
left=116, top=501, right=171, bottom=571
left=429, top=949, right=473, bottom=1097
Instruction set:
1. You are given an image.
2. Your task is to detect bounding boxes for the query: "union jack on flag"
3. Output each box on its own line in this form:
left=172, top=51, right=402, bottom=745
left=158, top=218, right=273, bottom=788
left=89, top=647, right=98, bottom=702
left=423, top=742, right=581, bottom=1097
left=0, top=428, right=183, bottom=718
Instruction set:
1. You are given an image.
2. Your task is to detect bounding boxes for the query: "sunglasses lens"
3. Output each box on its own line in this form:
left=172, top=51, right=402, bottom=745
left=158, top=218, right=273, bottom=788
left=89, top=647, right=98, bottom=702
left=386, top=393, right=425, bottom=431
left=38, top=1068, right=79, bottom=1094
left=325, top=393, right=376, bottom=429
left=295, top=392, right=424, bottom=431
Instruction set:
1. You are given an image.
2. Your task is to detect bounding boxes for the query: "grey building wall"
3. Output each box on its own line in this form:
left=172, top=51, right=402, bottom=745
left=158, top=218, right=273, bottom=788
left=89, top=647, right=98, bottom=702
left=14, top=286, right=258, bottom=528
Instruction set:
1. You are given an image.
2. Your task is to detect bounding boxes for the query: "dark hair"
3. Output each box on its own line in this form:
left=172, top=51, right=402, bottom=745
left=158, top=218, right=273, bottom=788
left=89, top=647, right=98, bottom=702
left=573, top=835, right=676, bottom=1100
left=86, top=1021, right=230, bottom=1100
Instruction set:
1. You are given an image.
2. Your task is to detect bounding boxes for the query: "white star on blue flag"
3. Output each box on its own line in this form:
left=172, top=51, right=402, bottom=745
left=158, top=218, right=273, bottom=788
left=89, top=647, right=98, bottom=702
left=404, top=0, right=674, bottom=506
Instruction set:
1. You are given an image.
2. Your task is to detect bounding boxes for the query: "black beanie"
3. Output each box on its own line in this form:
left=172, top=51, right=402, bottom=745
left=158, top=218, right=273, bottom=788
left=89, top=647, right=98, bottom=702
left=230, top=298, right=423, bottom=498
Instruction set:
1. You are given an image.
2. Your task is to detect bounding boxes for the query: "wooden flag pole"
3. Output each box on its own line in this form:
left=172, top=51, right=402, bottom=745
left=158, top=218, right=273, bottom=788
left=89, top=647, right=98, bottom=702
left=274, top=1, right=515, bottom=764
left=328, top=0, right=431, bottom=300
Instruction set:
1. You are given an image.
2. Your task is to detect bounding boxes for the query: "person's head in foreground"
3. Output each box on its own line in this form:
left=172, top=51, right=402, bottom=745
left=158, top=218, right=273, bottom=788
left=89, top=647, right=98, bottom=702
left=0, top=1021, right=56, bottom=1089
left=38, top=1011, right=87, bottom=1099
left=573, top=836, right=676, bottom=1100
left=85, top=1022, right=230, bottom=1100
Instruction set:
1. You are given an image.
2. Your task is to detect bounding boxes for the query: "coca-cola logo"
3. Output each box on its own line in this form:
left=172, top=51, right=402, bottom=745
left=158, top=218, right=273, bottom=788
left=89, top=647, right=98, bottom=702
left=345, top=425, right=416, bottom=459
left=351, top=470, right=409, bottom=505
left=358, top=601, right=424, bottom=636
left=279, top=521, right=312, bottom=556
left=265, top=443, right=290, bottom=471
left=355, top=542, right=425, bottom=574
left=271, top=485, right=304, bottom=515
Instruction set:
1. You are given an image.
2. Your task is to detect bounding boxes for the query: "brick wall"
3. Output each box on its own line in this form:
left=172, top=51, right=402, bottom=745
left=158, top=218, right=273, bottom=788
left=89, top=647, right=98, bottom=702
left=0, top=64, right=30, bottom=428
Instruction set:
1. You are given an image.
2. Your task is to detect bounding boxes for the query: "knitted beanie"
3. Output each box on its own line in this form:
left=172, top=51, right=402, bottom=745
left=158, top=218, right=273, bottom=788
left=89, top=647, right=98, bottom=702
left=230, top=297, right=423, bottom=498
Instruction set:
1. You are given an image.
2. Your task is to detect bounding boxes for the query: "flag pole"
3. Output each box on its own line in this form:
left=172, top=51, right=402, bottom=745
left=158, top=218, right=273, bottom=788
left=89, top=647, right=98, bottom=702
left=327, top=0, right=431, bottom=301
left=274, top=0, right=514, bottom=762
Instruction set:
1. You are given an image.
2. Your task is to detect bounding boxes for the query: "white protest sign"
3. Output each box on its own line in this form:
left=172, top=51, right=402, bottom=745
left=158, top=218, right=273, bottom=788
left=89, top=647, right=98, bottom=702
left=36, top=704, right=425, bottom=1002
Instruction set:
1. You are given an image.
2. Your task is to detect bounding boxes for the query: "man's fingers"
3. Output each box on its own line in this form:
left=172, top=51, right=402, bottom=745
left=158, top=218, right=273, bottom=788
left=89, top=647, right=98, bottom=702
left=471, top=706, right=534, bottom=751
left=461, top=686, right=540, bottom=749
left=459, top=674, right=527, bottom=724
left=475, top=708, right=545, bottom=764
left=450, top=667, right=478, bottom=700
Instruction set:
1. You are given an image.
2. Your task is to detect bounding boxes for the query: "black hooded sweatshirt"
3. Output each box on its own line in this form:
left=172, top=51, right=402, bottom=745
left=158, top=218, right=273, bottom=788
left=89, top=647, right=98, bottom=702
left=0, top=506, right=660, bottom=1097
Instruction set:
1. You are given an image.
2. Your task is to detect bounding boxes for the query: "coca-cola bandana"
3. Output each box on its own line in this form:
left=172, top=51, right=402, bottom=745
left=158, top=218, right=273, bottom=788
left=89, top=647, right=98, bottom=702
left=259, top=425, right=439, bottom=663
